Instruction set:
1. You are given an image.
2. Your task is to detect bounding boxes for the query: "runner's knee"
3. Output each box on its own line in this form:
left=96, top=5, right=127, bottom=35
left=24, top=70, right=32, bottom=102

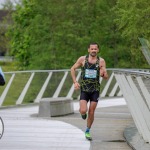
left=79, top=108, right=87, bottom=114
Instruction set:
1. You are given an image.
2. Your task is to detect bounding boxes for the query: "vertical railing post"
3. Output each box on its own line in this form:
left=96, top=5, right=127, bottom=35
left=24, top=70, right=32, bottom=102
left=53, top=71, right=68, bottom=98
left=101, top=72, right=114, bottom=97
left=34, top=72, right=53, bottom=103
left=16, top=72, right=35, bottom=105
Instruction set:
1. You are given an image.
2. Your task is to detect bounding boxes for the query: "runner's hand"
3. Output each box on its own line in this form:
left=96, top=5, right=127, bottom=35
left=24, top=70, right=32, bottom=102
left=74, top=82, right=80, bottom=90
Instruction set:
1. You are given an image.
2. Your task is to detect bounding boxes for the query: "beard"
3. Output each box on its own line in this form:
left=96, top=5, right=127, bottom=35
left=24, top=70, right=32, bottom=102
left=90, top=52, right=97, bottom=57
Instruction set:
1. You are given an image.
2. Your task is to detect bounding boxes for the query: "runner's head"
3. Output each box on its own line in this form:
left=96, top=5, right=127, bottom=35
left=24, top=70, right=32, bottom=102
left=88, top=43, right=99, bottom=57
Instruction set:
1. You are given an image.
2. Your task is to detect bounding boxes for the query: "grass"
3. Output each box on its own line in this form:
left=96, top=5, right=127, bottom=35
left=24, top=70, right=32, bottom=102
left=0, top=61, right=18, bottom=72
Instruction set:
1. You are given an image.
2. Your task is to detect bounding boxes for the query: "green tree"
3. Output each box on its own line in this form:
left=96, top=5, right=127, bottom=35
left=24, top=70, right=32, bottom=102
left=8, top=0, right=145, bottom=70
left=0, top=0, right=14, bottom=56
left=113, top=0, right=150, bottom=68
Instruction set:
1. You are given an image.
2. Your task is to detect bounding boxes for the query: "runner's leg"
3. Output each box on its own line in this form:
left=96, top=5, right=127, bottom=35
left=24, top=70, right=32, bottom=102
left=79, top=100, right=88, bottom=119
left=87, top=101, right=97, bottom=128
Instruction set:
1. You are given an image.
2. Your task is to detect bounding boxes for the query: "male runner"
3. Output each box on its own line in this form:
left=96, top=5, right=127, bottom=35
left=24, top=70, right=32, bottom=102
left=71, top=42, right=108, bottom=140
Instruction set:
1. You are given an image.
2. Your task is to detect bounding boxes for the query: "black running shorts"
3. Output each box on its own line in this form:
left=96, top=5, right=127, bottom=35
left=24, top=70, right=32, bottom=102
left=80, top=91, right=100, bottom=102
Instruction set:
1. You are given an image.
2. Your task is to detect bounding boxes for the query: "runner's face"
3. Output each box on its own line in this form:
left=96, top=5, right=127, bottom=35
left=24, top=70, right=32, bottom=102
left=88, top=44, right=99, bottom=57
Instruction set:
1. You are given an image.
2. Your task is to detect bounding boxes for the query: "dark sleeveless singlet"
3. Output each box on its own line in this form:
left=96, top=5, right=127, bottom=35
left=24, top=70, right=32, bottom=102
left=80, top=55, right=100, bottom=92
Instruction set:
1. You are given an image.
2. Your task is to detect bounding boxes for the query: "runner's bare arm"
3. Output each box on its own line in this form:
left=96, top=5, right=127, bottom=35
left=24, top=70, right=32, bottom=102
left=71, top=57, right=84, bottom=90
left=100, top=58, right=108, bottom=79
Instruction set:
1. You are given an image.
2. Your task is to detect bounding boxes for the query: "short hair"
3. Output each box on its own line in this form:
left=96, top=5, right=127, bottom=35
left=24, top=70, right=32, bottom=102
left=88, top=42, right=99, bottom=49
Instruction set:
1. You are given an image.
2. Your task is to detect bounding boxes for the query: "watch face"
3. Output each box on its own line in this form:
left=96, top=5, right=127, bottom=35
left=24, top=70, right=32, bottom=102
left=0, top=117, right=4, bottom=139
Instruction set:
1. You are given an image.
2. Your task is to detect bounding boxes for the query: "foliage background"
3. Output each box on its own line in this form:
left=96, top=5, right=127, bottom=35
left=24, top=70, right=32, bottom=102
left=1, top=0, right=150, bottom=70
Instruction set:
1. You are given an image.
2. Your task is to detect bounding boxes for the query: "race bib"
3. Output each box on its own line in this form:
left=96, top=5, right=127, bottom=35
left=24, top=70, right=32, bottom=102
left=85, top=69, right=97, bottom=78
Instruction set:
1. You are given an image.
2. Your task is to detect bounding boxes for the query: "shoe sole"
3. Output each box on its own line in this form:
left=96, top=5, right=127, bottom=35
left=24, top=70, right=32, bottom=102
left=81, top=114, right=87, bottom=120
left=86, top=137, right=92, bottom=141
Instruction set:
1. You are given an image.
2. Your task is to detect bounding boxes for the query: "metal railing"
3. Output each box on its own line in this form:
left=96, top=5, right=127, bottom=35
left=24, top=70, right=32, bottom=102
left=0, top=69, right=122, bottom=106
left=114, top=69, right=150, bottom=143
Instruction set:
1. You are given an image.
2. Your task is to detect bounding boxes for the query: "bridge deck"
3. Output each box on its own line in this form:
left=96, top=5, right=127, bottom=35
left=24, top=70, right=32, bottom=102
left=0, top=97, right=133, bottom=150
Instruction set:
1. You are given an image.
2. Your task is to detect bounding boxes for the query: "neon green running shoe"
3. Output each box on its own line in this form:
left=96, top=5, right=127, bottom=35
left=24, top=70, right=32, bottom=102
left=85, top=132, right=92, bottom=141
left=81, top=113, right=87, bottom=120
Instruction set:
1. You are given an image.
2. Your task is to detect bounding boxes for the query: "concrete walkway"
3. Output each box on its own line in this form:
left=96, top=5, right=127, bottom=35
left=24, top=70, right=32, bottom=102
left=0, top=97, right=133, bottom=150
left=54, top=97, right=133, bottom=150
left=0, top=106, right=90, bottom=150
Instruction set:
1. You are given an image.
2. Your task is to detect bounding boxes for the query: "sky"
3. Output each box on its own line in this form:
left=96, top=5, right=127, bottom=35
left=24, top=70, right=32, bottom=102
left=0, top=0, right=20, bottom=8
